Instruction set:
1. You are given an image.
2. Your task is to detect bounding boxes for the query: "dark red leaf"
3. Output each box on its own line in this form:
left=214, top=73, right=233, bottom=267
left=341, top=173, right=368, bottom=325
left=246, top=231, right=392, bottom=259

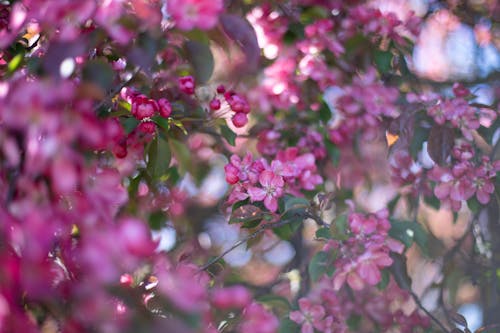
left=230, top=205, right=263, bottom=224
left=427, top=125, right=454, bottom=165
left=220, top=14, right=260, bottom=73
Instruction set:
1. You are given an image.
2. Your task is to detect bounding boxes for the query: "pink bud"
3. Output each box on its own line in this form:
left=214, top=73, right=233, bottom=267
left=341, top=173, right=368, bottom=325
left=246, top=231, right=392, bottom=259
left=232, top=112, right=248, bottom=128
left=138, top=121, right=156, bottom=134
left=209, top=98, right=221, bottom=111
left=216, top=84, right=226, bottom=94
left=179, top=76, right=195, bottom=95
left=158, top=98, right=172, bottom=118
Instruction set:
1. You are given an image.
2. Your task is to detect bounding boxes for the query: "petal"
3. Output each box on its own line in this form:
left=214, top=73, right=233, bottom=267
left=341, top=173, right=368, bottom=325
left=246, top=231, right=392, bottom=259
left=357, top=262, right=380, bottom=285
left=310, top=305, right=325, bottom=320
left=332, top=272, right=346, bottom=291
left=259, top=170, right=274, bottom=187
left=264, top=195, right=278, bottom=212
left=289, top=311, right=305, bottom=324
left=247, top=187, right=266, bottom=202
left=302, top=322, right=314, bottom=333
left=272, top=174, right=284, bottom=187
left=476, top=190, right=491, bottom=204
left=298, top=298, right=311, bottom=311
left=347, top=271, right=364, bottom=290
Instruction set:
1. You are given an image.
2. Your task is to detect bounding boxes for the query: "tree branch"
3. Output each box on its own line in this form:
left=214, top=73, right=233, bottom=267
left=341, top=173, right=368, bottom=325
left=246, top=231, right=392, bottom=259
left=410, top=289, right=451, bottom=333
left=93, top=67, right=142, bottom=111
left=198, top=218, right=295, bottom=272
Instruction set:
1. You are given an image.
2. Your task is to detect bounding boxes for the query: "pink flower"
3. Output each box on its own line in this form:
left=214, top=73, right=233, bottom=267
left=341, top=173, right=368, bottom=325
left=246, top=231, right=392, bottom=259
left=211, top=285, right=252, bottom=309
left=167, top=0, right=223, bottom=31
left=157, top=98, right=172, bottom=118
left=290, top=298, right=326, bottom=333
left=239, top=302, right=279, bottom=333
left=178, top=75, right=195, bottom=94
left=131, top=95, right=158, bottom=120
left=247, top=170, right=284, bottom=212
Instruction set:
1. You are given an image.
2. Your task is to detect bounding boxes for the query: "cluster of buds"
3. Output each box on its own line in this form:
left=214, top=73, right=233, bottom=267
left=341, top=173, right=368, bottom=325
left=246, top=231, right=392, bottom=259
left=210, top=84, right=251, bottom=128
left=121, top=88, right=173, bottom=134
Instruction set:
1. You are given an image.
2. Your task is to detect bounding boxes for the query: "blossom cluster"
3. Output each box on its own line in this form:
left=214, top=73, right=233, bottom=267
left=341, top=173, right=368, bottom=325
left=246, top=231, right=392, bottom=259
left=429, top=143, right=500, bottom=211
left=327, top=68, right=400, bottom=145
left=210, top=84, right=252, bottom=128
left=121, top=87, right=173, bottom=134
left=409, top=84, right=498, bottom=141
left=327, top=209, right=404, bottom=291
left=224, top=148, right=322, bottom=212
left=1, top=0, right=498, bottom=332
left=290, top=276, right=430, bottom=333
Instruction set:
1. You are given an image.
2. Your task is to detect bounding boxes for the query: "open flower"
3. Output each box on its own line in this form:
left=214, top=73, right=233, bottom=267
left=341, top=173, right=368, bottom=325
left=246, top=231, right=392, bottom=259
left=247, top=170, right=284, bottom=212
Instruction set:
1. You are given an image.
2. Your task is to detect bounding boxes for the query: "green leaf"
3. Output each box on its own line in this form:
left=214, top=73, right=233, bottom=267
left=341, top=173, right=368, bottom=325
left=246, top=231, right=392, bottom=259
left=184, top=29, right=210, bottom=44
left=169, top=139, right=191, bottom=175
left=185, top=40, right=214, bottom=84
left=389, top=219, right=429, bottom=255
left=315, top=227, right=331, bottom=240
left=325, top=140, right=341, bottom=166
left=120, top=117, right=140, bottom=134
left=377, top=269, right=390, bottom=290
left=278, top=318, right=300, bottom=333
left=318, top=100, right=331, bottom=122
left=284, top=196, right=310, bottom=212
left=346, top=314, right=362, bottom=331
left=389, top=252, right=412, bottom=291
left=308, top=251, right=332, bottom=282
left=424, top=195, right=441, bottom=210
left=170, top=119, right=187, bottom=135
left=147, top=136, right=171, bottom=180
left=220, top=124, right=237, bottom=146
left=387, top=195, right=400, bottom=213
left=272, top=218, right=302, bottom=240
left=373, top=50, right=393, bottom=74
left=148, top=211, right=166, bottom=230
left=332, top=214, right=349, bottom=240
left=8, top=52, right=24, bottom=73
left=153, top=116, right=170, bottom=132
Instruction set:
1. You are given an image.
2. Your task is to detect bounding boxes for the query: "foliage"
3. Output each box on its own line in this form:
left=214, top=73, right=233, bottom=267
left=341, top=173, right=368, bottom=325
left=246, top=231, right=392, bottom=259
left=0, top=1, right=499, bottom=333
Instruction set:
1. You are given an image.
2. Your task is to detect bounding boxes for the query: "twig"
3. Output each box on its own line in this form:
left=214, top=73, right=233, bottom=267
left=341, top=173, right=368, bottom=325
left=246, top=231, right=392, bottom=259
left=304, top=211, right=327, bottom=227
left=198, top=218, right=294, bottom=272
left=93, top=67, right=142, bottom=111
left=409, top=289, right=451, bottom=333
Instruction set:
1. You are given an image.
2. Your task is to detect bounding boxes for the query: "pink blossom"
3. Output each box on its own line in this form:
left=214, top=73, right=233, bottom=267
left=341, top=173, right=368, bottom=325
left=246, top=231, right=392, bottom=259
left=167, top=0, right=223, bottom=31
left=247, top=170, right=284, bottom=212
left=179, top=75, right=196, bottom=94
left=211, top=285, right=252, bottom=309
left=290, top=298, right=326, bottom=333
left=239, top=302, right=279, bottom=333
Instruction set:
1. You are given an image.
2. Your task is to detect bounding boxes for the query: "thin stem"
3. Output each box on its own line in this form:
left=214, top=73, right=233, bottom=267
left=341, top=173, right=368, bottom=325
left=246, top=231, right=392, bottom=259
left=409, top=289, right=451, bottom=333
left=94, top=67, right=141, bottom=111
left=198, top=219, right=294, bottom=272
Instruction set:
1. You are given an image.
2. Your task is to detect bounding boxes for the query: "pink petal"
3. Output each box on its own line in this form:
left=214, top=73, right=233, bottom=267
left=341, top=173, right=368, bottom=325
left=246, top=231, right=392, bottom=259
left=476, top=190, right=491, bottom=204
left=248, top=187, right=266, bottom=202
left=357, top=262, right=380, bottom=285
left=259, top=170, right=274, bottom=187
left=310, top=305, right=325, bottom=320
left=332, top=272, right=346, bottom=291
left=302, top=322, right=314, bottom=333
left=271, top=174, right=284, bottom=188
left=289, top=311, right=305, bottom=324
left=347, top=271, right=364, bottom=290
left=264, top=195, right=278, bottom=212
